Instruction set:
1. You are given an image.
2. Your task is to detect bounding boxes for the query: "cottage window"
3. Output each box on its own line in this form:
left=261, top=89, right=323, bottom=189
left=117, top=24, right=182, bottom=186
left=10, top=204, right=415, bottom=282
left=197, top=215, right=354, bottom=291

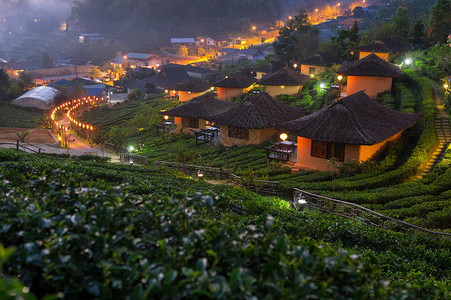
left=182, top=118, right=199, bottom=129
left=309, top=67, right=316, bottom=75
left=228, top=126, right=249, bottom=140
left=311, top=140, right=345, bottom=161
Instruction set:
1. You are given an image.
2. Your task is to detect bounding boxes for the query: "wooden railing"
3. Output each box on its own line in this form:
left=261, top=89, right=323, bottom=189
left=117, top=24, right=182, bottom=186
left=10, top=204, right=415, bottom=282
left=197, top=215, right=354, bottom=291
left=229, top=174, right=280, bottom=196
left=153, top=160, right=280, bottom=196
left=292, top=188, right=451, bottom=239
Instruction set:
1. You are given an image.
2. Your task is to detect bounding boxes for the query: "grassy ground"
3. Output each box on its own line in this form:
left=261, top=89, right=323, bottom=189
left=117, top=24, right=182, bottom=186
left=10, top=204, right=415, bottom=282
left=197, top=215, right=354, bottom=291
left=0, top=99, right=47, bottom=128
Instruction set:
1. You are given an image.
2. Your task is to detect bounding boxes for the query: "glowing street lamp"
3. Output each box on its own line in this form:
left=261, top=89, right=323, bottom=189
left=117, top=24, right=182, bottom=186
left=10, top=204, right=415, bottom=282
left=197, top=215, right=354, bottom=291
left=320, top=82, right=326, bottom=89
left=405, top=58, right=412, bottom=65
left=444, top=83, right=449, bottom=90
left=197, top=170, right=204, bottom=181
left=293, top=63, right=298, bottom=68
left=129, top=146, right=134, bottom=153
left=252, top=26, right=256, bottom=30
left=163, top=115, right=169, bottom=121
left=280, top=133, right=288, bottom=142
left=337, top=75, right=343, bottom=81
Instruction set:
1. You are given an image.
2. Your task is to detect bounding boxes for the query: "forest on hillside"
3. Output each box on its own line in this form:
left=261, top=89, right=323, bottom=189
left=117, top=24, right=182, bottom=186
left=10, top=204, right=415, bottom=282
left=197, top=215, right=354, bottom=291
left=71, top=0, right=281, bottom=46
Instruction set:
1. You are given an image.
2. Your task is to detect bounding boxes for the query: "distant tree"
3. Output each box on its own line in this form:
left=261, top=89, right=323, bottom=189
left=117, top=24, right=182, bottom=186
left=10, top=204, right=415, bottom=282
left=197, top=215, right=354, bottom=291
left=197, top=47, right=206, bottom=57
left=353, top=6, right=364, bottom=18
left=350, top=21, right=359, bottom=43
left=410, top=17, right=428, bottom=49
left=428, top=0, right=451, bottom=44
left=394, top=7, right=410, bottom=40
left=273, top=10, right=319, bottom=63
left=108, top=125, right=128, bottom=154
left=87, top=66, right=102, bottom=80
left=18, top=72, right=33, bottom=91
left=0, top=68, right=10, bottom=100
left=40, top=52, right=55, bottom=68
left=178, top=45, right=188, bottom=57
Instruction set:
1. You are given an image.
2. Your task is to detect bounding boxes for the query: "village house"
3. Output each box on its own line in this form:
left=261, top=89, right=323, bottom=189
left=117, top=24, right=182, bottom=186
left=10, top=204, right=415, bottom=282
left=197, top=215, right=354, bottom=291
left=257, top=66, right=310, bottom=97
left=338, top=18, right=362, bottom=29
left=299, top=52, right=341, bottom=77
left=213, top=72, right=255, bottom=101
left=27, top=65, right=92, bottom=85
left=207, top=93, right=305, bottom=147
left=238, top=48, right=265, bottom=61
left=250, top=61, right=286, bottom=79
left=167, top=78, right=212, bottom=102
left=337, top=53, right=403, bottom=99
left=276, top=91, right=423, bottom=171
left=121, top=79, right=164, bottom=95
left=147, top=64, right=193, bottom=89
left=163, top=94, right=238, bottom=132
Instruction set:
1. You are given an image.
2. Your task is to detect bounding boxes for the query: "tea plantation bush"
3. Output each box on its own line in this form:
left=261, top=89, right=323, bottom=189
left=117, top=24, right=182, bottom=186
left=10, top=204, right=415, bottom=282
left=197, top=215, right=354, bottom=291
left=0, top=150, right=450, bottom=298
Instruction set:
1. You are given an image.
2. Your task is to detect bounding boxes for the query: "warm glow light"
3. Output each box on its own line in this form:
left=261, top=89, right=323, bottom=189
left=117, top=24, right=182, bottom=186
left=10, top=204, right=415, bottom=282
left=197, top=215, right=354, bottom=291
left=165, top=89, right=168, bottom=93
left=280, top=133, right=288, bottom=141
left=337, top=75, right=343, bottom=81
left=123, top=56, right=127, bottom=60
left=164, top=115, right=169, bottom=120
left=293, top=63, right=298, bottom=68
left=252, top=26, right=256, bottom=30
left=337, top=3, right=341, bottom=6
left=444, top=84, right=449, bottom=89
left=310, top=74, right=315, bottom=78
left=315, top=8, right=318, bottom=12
left=288, top=16, right=292, bottom=20
left=210, top=87, right=214, bottom=91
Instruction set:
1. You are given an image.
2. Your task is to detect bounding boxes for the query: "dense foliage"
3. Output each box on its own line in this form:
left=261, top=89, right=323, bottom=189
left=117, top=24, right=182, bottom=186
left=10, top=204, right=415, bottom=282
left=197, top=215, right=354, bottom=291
left=0, top=150, right=450, bottom=298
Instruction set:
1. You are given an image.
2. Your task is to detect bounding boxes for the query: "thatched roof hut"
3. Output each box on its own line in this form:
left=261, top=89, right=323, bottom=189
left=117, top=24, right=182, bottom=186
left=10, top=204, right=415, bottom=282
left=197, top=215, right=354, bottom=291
left=208, top=93, right=305, bottom=129
left=257, top=67, right=309, bottom=86
left=167, top=78, right=211, bottom=93
left=337, top=53, right=402, bottom=78
left=276, top=90, right=423, bottom=145
left=299, top=52, right=342, bottom=68
left=164, top=94, right=238, bottom=119
left=213, top=72, right=255, bottom=89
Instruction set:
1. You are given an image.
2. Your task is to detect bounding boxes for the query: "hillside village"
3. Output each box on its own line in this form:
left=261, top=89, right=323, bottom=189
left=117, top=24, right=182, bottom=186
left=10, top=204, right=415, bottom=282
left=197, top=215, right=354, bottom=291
left=0, top=0, right=450, bottom=298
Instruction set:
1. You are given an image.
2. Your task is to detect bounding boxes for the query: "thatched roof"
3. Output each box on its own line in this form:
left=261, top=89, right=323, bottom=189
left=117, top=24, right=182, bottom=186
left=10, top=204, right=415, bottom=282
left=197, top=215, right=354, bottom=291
left=163, top=94, right=238, bottom=119
left=354, top=38, right=407, bottom=53
left=275, top=91, right=423, bottom=145
left=257, top=67, right=310, bottom=86
left=207, top=93, right=306, bottom=129
left=147, top=65, right=193, bottom=87
left=299, top=52, right=342, bottom=67
left=213, top=72, right=255, bottom=88
left=337, top=53, right=403, bottom=77
left=167, top=78, right=212, bottom=92
left=27, top=65, right=92, bottom=80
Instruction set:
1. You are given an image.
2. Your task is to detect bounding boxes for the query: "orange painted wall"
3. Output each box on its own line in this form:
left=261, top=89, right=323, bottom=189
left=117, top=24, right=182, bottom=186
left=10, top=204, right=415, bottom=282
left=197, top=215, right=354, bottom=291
left=300, top=65, right=325, bottom=76
left=359, top=52, right=389, bottom=61
left=217, top=87, right=247, bottom=101
left=346, top=76, right=393, bottom=99
left=174, top=117, right=206, bottom=133
left=295, top=133, right=402, bottom=171
left=179, top=91, right=207, bottom=102
left=220, top=125, right=277, bottom=146
left=263, top=85, right=302, bottom=97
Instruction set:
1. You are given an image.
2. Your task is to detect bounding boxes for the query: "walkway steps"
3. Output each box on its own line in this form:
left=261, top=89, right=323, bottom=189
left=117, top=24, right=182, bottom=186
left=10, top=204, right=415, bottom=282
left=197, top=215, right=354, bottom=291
left=415, top=87, right=450, bottom=179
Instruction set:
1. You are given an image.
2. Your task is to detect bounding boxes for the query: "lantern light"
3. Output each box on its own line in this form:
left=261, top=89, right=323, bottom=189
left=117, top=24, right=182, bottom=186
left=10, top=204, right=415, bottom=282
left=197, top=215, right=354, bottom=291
left=280, top=133, right=288, bottom=142
left=337, top=75, right=343, bottom=81
left=164, top=115, right=169, bottom=120
left=320, top=82, right=326, bottom=89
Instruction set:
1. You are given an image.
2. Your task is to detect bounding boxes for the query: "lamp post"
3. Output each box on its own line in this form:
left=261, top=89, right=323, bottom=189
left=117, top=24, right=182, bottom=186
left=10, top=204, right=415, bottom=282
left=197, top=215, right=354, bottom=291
left=280, top=133, right=288, bottom=142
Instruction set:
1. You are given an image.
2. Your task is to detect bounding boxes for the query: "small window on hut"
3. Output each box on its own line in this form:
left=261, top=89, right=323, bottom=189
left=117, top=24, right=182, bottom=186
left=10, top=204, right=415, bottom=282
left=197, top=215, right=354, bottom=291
left=309, top=67, right=316, bottom=75
left=182, top=118, right=199, bottom=128
left=228, top=126, right=249, bottom=140
left=311, top=140, right=345, bottom=161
